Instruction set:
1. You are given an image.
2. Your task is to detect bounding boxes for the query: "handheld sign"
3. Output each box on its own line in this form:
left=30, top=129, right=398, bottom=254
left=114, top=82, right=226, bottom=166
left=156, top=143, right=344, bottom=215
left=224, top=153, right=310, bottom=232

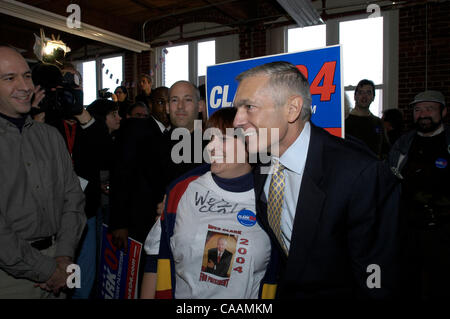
left=206, top=45, right=344, bottom=137
left=97, top=224, right=142, bottom=299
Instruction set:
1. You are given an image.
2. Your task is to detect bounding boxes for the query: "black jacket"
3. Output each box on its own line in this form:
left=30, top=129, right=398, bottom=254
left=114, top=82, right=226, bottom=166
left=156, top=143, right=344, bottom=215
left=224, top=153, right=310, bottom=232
left=51, top=118, right=113, bottom=219
left=255, top=123, right=401, bottom=298
left=109, top=117, right=166, bottom=243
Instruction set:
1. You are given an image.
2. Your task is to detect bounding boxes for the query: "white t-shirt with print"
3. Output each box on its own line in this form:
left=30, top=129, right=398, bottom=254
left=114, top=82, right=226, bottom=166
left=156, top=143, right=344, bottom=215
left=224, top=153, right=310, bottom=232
left=145, top=171, right=271, bottom=299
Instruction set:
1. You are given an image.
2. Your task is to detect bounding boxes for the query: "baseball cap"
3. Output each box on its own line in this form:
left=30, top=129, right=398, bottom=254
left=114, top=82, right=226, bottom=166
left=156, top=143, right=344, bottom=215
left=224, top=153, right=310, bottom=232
left=410, top=90, right=446, bottom=107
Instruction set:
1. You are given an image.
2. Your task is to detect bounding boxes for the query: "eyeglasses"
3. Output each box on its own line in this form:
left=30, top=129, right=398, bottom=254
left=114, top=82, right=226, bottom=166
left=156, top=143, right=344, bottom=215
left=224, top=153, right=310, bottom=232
left=115, top=91, right=124, bottom=95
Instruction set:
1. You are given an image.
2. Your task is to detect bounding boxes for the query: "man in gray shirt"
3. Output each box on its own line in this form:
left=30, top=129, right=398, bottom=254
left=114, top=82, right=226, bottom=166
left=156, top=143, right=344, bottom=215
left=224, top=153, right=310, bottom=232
left=0, top=45, right=86, bottom=298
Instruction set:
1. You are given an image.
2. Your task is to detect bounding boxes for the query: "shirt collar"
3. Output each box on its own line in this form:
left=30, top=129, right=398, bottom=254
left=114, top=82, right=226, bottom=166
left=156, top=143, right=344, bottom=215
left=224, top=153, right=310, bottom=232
left=272, top=121, right=311, bottom=175
left=0, top=113, right=33, bottom=131
left=152, top=116, right=166, bottom=133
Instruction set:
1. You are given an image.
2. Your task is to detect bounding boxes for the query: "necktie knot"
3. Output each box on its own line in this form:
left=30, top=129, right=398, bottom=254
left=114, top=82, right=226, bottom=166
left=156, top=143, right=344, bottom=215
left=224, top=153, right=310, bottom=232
left=273, top=159, right=284, bottom=170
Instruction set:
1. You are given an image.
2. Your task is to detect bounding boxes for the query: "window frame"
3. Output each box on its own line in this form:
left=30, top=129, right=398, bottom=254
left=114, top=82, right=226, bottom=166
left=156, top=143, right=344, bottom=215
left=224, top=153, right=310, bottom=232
left=73, top=53, right=125, bottom=105
left=284, top=9, right=398, bottom=117
left=157, top=38, right=216, bottom=88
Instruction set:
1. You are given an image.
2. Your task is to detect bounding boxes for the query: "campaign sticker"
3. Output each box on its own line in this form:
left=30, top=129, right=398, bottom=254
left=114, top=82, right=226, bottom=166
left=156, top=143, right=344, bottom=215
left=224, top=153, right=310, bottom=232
left=237, top=210, right=257, bottom=227
left=435, top=158, right=448, bottom=169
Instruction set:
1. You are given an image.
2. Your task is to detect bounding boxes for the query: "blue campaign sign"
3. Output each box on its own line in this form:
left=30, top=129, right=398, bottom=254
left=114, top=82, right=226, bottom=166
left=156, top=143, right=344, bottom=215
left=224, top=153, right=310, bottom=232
left=97, top=224, right=142, bottom=299
left=206, top=45, right=344, bottom=137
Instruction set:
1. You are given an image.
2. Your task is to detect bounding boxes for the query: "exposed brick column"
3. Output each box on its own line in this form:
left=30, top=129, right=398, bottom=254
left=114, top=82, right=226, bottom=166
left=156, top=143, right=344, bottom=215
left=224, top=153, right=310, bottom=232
left=124, top=50, right=153, bottom=100
left=239, top=23, right=267, bottom=59
left=398, top=2, right=450, bottom=128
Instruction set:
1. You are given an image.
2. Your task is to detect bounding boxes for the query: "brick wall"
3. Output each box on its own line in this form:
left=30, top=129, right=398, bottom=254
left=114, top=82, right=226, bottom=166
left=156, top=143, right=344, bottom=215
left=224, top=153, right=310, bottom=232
left=239, top=24, right=267, bottom=59
left=123, top=50, right=152, bottom=100
left=398, top=1, right=450, bottom=128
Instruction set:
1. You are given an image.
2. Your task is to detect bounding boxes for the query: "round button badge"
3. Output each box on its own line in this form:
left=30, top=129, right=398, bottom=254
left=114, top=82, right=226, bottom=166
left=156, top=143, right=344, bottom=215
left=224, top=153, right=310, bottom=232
left=435, top=157, right=448, bottom=169
left=237, top=210, right=257, bottom=227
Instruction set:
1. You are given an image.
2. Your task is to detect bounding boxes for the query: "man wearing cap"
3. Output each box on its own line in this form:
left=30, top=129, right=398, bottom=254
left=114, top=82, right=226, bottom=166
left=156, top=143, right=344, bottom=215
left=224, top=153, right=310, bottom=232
left=388, top=90, right=450, bottom=299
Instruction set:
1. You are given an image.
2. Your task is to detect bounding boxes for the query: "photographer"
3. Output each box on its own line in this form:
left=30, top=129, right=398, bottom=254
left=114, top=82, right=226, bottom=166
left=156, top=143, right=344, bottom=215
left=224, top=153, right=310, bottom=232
left=31, top=63, right=118, bottom=298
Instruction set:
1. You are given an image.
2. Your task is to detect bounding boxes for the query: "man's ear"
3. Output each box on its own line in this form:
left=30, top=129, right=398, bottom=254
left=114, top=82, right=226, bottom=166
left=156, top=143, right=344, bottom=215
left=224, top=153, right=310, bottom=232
left=442, top=106, right=448, bottom=119
left=287, top=95, right=303, bottom=123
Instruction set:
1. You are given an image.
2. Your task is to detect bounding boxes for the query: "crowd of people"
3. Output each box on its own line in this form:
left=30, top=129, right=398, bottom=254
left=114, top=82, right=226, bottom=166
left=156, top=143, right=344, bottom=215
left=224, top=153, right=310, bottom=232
left=0, top=43, right=448, bottom=300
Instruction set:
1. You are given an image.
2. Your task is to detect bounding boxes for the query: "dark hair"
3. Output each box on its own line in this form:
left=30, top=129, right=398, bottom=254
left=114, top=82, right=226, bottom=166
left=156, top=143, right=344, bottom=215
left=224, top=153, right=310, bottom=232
left=140, top=73, right=152, bottom=83
left=382, top=108, right=403, bottom=130
left=198, top=84, right=206, bottom=101
left=31, top=63, right=64, bottom=89
left=205, top=107, right=237, bottom=134
left=87, top=99, right=119, bottom=121
left=126, top=102, right=149, bottom=115
left=150, top=86, right=169, bottom=100
left=114, top=85, right=128, bottom=97
left=355, top=79, right=376, bottom=97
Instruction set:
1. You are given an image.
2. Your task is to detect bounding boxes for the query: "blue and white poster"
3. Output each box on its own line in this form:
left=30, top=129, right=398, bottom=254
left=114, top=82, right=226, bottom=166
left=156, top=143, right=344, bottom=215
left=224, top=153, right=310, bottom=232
left=206, top=45, right=344, bottom=137
left=97, top=224, right=142, bottom=299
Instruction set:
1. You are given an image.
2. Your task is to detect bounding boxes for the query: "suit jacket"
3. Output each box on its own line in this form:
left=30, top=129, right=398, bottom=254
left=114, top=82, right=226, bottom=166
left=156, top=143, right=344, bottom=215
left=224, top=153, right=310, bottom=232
left=205, top=248, right=233, bottom=278
left=51, top=118, right=113, bottom=219
left=255, top=123, right=400, bottom=299
left=109, top=117, right=167, bottom=243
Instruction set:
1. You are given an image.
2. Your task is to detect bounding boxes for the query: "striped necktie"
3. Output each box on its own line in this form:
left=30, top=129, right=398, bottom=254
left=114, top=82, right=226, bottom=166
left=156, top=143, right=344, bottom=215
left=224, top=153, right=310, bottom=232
left=267, top=159, right=289, bottom=255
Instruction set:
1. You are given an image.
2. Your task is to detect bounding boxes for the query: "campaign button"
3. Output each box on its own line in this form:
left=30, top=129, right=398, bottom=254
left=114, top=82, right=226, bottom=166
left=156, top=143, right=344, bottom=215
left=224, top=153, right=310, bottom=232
left=237, top=210, right=257, bottom=227
left=435, top=158, right=448, bottom=169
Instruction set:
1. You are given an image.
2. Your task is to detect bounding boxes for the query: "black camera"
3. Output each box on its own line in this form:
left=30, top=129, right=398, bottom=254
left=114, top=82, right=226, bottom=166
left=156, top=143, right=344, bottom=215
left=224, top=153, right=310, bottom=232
left=31, top=63, right=84, bottom=120
left=98, top=88, right=113, bottom=99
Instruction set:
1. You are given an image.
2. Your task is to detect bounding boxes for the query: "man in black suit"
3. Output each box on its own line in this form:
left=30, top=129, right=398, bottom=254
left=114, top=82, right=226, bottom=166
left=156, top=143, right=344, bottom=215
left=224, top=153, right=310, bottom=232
left=233, top=61, right=400, bottom=299
left=109, top=80, right=205, bottom=248
left=205, top=237, right=233, bottom=278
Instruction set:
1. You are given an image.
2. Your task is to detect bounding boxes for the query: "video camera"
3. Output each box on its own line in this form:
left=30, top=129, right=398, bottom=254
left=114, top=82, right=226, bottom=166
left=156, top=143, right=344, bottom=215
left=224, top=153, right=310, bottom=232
left=31, top=63, right=84, bottom=121
left=98, top=88, right=113, bottom=99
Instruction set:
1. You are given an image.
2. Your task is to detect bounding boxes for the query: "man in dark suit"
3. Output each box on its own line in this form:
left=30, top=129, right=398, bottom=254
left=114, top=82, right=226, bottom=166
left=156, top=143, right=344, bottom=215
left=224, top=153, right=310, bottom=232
left=233, top=61, right=400, bottom=299
left=109, top=80, right=205, bottom=248
left=205, top=237, right=233, bottom=278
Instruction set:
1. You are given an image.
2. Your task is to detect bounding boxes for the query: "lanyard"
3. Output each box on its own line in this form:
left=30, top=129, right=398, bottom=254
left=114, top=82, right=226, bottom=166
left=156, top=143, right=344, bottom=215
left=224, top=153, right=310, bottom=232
left=63, top=120, right=77, bottom=158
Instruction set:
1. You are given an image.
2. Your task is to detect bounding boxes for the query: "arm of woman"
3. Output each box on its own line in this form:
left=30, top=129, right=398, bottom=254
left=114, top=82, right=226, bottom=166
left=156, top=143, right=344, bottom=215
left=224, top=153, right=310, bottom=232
left=140, top=218, right=162, bottom=299
left=140, top=272, right=157, bottom=299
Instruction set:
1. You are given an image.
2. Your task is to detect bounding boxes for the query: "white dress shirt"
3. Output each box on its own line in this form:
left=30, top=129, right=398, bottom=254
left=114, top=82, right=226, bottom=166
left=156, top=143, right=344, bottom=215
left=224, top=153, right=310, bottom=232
left=263, top=121, right=311, bottom=252
left=152, top=116, right=167, bottom=133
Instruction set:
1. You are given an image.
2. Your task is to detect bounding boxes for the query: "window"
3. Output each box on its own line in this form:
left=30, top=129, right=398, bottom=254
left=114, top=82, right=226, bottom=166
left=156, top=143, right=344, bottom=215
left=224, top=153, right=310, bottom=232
left=163, top=44, right=189, bottom=88
left=80, top=61, right=96, bottom=106
left=101, top=56, right=123, bottom=92
left=287, top=24, right=326, bottom=53
left=197, top=40, right=216, bottom=77
left=75, top=55, right=124, bottom=106
left=339, top=17, right=383, bottom=116
left=285, top=16, right=386, bottom=116
left=160, top=40, right=216, bottom=87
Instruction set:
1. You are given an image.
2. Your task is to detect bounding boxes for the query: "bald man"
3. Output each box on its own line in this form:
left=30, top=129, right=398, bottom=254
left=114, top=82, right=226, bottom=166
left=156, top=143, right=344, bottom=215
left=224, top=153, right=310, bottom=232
left=0, top=44, right=86, bottom=298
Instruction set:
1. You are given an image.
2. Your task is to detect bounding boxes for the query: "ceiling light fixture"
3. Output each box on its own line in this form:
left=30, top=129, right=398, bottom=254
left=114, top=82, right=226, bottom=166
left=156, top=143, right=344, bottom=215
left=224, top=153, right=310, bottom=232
left=277, top=0, right=324, bottom=27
